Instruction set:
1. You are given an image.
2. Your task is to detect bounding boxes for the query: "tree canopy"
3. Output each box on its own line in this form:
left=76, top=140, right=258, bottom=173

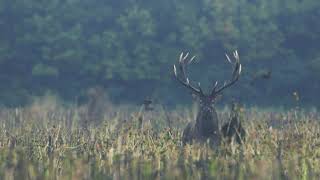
left=0, top=0, right=319, bottom=106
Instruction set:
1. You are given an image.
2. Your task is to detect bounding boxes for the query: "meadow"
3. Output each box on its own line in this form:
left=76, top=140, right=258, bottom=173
left=0, top=96, right=319, bottom=180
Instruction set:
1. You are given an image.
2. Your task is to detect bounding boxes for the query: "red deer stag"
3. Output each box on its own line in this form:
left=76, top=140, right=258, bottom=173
left=173, top=51, right=242, bottom=145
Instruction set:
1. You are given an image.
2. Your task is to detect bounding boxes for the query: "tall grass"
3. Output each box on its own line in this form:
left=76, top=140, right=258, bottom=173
left=0, top=96, right=319, bottom=179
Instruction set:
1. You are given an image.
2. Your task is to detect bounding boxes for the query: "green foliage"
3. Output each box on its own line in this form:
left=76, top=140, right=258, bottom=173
left=32, top=63, right=59, bottom=77
left=0, top=0, right=319, bottom=106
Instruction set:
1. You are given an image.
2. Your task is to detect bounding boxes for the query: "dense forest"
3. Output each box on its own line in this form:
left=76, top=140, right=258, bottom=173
left=0, top=0, right=319, bottom=107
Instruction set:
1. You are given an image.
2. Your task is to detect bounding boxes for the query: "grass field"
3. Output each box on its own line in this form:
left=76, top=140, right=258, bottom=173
left=0, top=97, right=319, bottom=180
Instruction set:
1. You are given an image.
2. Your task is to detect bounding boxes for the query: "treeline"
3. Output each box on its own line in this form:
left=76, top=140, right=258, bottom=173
left=0, top=0, right=319, bottom=106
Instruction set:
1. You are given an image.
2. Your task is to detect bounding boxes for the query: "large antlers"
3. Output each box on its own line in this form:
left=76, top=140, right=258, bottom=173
left=173, top=52, right=204, bottom=96
left=173, top=50, right=242, bottom=97
left=211, top=50, right=242, bottom=96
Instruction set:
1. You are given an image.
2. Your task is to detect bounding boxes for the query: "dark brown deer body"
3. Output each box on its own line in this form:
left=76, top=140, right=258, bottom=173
left=182, top=95, right=220, bottom=144
left=173, top=51, right=242, bottom=145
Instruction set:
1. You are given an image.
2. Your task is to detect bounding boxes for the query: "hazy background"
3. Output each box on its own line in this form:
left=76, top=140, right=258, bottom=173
left=0, top=0, right=319, bottom=107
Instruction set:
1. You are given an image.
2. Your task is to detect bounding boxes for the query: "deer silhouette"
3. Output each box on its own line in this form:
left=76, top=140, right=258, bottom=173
left=173, top=51, right=243, bottom=145
left=221, top=102, right=246, bottom=144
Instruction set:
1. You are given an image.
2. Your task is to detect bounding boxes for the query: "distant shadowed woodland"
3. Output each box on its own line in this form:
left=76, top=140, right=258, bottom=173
left=0, top=0, right=319, bottom=107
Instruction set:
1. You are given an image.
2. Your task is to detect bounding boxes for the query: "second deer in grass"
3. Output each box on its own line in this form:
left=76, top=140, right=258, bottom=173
left=173, top=51, right=243, bottom=145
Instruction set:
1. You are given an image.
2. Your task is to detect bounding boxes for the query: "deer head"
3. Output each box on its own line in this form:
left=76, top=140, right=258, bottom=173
left=173, top=51, right=242, bottom=143
left=173, top=50, right=241, bottom=111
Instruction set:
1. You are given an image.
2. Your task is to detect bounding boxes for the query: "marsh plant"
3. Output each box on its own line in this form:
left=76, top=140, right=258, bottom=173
left=0, top=96, right=319, bottom=179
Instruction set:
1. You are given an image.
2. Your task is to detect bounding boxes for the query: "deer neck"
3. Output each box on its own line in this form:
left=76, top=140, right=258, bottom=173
left=195, top=107, right=219, bottom=137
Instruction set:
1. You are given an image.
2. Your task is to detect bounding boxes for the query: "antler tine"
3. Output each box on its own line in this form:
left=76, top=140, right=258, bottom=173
left=232, top=51, right=242, bottom=78
left=210, top=81, right=219, bottom=95
left=233, top=50, right=239, bottom=60
left=173, top=52, right=202, bottom=95
left=188, top=56, right=196, bottom=64
left=213, top=81, right=218, bottom=89
left=197, top=82, right=204, bottom=95
left=211, top=50, right=242, bottom=96
left=183, top=52, right=189, bottom=60
left=225, top=54, right=232, bottom=63
left=173, top=64, right=178, bottom=76
left=179, top=52, right=184, bottom=62
left=178, top=52, right=188, bottom=80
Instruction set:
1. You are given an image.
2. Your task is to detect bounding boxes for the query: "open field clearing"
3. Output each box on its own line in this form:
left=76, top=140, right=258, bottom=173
left=0, top=99, right=319, bottom=180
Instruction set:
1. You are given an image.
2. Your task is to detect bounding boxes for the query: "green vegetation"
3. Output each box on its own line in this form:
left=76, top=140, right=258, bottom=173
left=0, top=0, right=319, bottom=106
left=0, top=96, right=319, bottom=179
